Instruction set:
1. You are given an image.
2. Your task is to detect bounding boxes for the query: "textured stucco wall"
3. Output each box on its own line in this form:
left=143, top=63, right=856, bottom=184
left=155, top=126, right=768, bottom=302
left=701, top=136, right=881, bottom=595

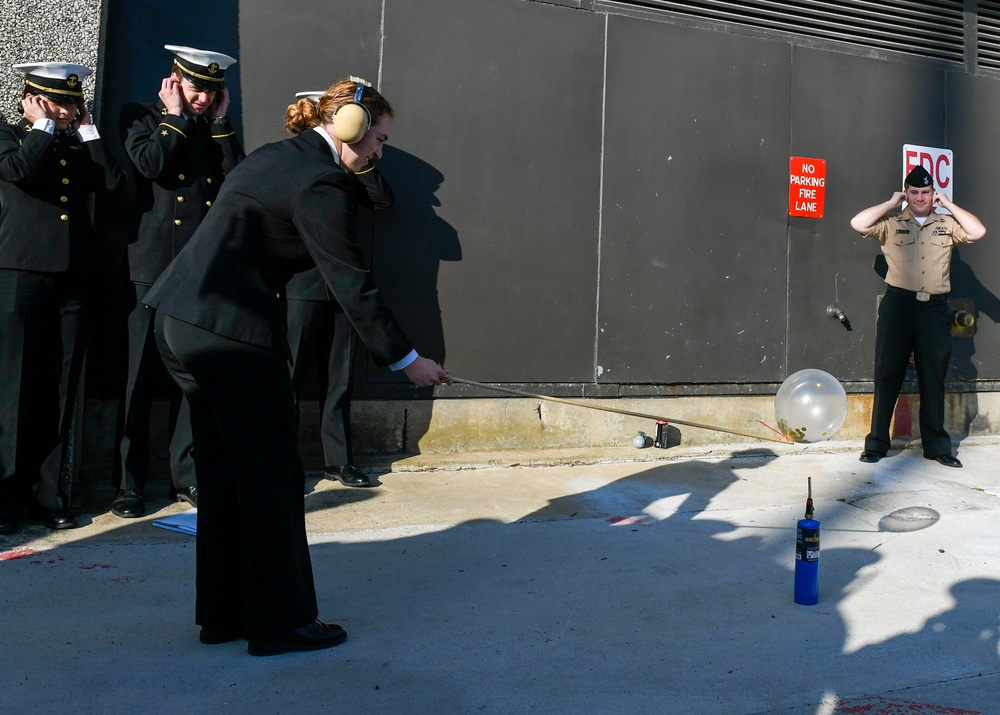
left=0, top=0, right=106, bottom=123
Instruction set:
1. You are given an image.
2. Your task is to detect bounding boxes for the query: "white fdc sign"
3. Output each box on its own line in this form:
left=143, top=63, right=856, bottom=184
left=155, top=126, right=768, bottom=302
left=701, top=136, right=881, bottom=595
left=903, top=144, right=953, bottom=213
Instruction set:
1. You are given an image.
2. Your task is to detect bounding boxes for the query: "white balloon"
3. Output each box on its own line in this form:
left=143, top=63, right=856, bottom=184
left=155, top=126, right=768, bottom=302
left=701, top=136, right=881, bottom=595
left=774, top=369, right=848, bottom=443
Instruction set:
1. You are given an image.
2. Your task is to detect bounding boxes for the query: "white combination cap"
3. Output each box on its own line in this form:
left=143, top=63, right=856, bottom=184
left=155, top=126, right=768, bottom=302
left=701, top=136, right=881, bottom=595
left=165, top=45, right=237, bottom=89
left=14, top=62, right=92, bottom=101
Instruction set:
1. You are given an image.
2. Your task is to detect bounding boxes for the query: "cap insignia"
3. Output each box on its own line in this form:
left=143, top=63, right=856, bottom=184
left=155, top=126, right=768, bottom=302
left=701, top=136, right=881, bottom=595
left=208, top=63, right=219, bottom=75
left=67, top=74, right=79, bottom=88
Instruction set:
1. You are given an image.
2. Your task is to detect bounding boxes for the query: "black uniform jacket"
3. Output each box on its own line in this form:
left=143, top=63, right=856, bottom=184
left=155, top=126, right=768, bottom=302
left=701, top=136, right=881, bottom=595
left=120, top=101, right=245, bottom=283
left=144, top=129, right=413, bottom=366
left=0, top=118, right=125, bottom=272
left=285, top=162, right=394, bottom=301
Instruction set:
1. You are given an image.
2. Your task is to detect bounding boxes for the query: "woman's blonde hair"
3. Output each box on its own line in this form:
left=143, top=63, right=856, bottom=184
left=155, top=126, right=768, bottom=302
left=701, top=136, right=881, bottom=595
left=284, top=78, right=393, bottom=135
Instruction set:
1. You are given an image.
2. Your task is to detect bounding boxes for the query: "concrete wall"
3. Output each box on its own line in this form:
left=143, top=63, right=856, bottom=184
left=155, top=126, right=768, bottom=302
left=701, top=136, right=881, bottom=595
left=0, top=1, right=106, bottom=123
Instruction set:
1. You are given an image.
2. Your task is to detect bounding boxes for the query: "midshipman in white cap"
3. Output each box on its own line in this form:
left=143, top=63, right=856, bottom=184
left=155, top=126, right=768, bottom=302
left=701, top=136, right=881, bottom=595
left=0, top=60, right=125, bottom=534
left=110, top=45, right=245, bottom=520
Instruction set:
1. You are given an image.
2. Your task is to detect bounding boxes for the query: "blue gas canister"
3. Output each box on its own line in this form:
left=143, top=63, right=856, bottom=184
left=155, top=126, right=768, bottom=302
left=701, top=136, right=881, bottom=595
left=794, top=478, right=820, bottom=605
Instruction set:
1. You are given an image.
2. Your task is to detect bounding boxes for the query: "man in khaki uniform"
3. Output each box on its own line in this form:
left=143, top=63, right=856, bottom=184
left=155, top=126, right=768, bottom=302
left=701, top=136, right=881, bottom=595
left=850, top=165, right=986, bottom=467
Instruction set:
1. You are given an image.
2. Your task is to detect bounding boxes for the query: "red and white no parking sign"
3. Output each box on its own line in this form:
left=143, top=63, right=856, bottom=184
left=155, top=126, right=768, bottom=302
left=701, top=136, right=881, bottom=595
left=788, top=156, right=826, bottom=219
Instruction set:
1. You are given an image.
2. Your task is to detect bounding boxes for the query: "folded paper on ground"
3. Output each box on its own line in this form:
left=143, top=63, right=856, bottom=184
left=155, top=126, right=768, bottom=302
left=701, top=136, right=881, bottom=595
left=152, top=508, right=197, bottom=536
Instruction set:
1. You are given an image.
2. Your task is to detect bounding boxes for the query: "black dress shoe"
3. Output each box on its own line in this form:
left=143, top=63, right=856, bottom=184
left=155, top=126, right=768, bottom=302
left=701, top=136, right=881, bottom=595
left=171, top=486, right=198, bottom=507
left=926, top=454, right=962, bottom=468
left=247, top=620, right=347, bottom=657
left=111, top=489, right=145, bottom=518
left=0, top=513, right=17, bottom=535
left=200, top=627, right=243, bottom=645
left=859, top=451, right=883, bottom=463
left=28, top=501, right=77, bottom=530
left=46, top=511, right=77, bottom=529
left=324, top=464, right=372, bottom=488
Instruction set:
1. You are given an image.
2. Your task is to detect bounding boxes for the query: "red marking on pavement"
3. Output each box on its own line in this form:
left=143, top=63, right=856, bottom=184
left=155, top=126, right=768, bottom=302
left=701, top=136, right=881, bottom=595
left=607, top=515, right=652, bottom=526
left=0, top=549, right=38, bottom=561
left=837, top=695, right=983, bottom=714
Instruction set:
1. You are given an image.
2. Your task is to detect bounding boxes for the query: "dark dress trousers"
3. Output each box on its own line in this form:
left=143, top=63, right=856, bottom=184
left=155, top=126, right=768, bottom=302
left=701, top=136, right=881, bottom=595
left=115, top=102, right=244, bottom=494
left=865, top=288, right=953, bottom=457
left=286, top=163, right=394, bottom=467
left=0, top=119, right=125, bottom=507
left=144, top=129, right=413, bottom=638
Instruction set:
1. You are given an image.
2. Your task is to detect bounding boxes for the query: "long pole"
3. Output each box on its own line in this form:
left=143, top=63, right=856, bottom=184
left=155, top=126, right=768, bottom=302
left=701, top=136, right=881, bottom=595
left=450, top=377, right=791, bottom=444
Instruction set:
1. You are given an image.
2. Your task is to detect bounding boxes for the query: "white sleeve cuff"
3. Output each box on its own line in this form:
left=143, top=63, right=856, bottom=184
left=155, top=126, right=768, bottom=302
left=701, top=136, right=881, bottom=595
left=389, top=349, right=419, bottom=371
left=76, top=124, right=101, bottom=142
left=33, top=118, right=55, bottom=134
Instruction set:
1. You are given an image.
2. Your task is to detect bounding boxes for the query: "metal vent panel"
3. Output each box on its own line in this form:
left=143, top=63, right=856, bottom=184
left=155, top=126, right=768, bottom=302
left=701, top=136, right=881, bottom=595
left=978, top=2, right=1000, bottom=71
left=597, top=0, right=967, bottom=63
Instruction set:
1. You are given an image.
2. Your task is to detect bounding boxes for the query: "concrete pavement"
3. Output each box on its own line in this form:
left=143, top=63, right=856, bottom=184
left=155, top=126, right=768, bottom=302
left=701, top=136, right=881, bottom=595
left=2, top=438, right=999, bottom=714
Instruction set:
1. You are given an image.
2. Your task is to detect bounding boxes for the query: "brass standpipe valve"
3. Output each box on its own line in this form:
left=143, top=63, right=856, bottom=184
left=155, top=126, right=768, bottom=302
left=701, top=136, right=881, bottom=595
left=953, top=310, right=975, bottom=329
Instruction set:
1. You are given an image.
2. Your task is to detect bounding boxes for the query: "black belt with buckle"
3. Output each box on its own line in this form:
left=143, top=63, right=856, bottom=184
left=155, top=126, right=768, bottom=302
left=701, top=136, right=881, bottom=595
left=886, top=286, right=948, bottom=303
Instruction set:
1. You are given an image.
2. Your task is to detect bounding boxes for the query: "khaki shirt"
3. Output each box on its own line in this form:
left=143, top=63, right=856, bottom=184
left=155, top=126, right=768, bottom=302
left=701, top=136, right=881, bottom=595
left=865, top=208, right=969, bottom=294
